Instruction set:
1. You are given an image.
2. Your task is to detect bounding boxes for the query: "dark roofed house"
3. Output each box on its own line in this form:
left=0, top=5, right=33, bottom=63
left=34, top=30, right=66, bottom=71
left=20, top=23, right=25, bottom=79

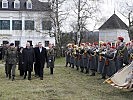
left=99, top=14, right=130, bottom=44
left=0, top=0, right=55, bottom=47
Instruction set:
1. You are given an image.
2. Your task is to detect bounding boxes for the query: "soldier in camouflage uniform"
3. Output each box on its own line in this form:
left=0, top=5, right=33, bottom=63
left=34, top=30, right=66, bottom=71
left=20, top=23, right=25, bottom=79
left=4, top=43, right=18, bottom=81
left=2, top=42, right=10, bottom=77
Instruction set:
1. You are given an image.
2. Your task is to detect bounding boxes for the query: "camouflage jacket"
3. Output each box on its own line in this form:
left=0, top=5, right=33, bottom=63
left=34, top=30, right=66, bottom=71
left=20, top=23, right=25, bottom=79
left=5, top=47, right=18, bottom=64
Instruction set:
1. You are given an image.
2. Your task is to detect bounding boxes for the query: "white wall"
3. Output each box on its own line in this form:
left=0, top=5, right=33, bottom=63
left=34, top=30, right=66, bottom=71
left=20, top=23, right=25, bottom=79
left=0, top=11, right=55, bottom=47
left=99, top=29, right=130, bottom=43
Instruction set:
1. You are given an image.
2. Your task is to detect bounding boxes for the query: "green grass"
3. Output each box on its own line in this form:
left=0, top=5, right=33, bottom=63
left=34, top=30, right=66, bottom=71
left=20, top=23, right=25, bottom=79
left=0, top=57, right=133, bottom=100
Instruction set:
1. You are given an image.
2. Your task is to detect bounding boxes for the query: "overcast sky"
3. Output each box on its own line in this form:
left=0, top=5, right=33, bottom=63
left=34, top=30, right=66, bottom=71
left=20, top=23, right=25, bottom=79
left=39, top=0, right=132, bottom=32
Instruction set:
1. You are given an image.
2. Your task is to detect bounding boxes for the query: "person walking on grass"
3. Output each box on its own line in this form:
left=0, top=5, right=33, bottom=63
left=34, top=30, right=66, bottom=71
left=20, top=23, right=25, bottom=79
left=22, top=42, right=35, bottom=80
left=4, top=43, right=18, bottom=81
left=34, top=42, right=48, bottom=80
left=47, top=43, right=55, bottom=75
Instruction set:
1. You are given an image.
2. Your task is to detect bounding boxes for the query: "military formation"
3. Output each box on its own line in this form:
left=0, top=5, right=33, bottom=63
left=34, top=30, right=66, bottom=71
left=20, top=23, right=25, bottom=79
left=1, top=42, right=55, bottom=81
left=65, top=37, right=133, bottom=79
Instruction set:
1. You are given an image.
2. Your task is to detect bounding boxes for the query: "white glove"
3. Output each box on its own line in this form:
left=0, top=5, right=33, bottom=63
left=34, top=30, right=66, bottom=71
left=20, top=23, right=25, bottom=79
left=102, top=51, right=106, bottom=55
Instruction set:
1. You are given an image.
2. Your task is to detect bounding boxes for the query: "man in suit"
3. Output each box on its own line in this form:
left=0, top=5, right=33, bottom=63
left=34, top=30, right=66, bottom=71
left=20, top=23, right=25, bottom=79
left=34, top=42, right=48, bottom=80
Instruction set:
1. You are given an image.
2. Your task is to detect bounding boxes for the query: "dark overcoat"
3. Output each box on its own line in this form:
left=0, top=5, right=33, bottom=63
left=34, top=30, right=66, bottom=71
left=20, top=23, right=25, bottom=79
left=22, top=47, right=35, bottom=71
left=34, top=47, right=48, bottom=68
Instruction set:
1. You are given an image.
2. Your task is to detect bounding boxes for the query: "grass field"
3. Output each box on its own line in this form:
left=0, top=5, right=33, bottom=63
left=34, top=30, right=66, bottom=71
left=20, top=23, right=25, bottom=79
left=0, top=57, right=133, bottom=100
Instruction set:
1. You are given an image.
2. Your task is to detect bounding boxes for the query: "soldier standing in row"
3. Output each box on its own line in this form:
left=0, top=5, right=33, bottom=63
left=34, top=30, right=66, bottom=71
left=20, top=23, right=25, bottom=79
left=115, top=37, right=129, bottom=72
left=4, top=43, right=18, bottom=81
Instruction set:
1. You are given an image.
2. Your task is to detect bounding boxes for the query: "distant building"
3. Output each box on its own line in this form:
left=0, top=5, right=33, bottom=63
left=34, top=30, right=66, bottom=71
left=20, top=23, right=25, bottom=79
left=0, top=0, right=55, bottom=47
left=99, top=14, right=130, bottom=45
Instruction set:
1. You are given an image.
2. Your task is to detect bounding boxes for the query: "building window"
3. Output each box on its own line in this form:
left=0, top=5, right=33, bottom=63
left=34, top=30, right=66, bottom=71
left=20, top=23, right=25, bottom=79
left=45, top=41, right=49, bottom=47
left=14, top=0, right=20, bottom=9
left=0, top=20, right=10, bottom=30
left=26, top=0, right=32, bottom=9
left=25, top=20, right=34, bottom=30
left=2, top=0, right=8, bottom=8
left=42, top=21, right=52, bottom=30
left=15, top=41, right=20, bottom=47
left=12, top=20, right=22, bottom=30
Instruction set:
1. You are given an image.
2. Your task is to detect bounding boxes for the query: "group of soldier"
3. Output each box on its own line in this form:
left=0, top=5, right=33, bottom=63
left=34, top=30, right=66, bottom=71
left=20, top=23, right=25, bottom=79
left=1, top=42, right=55, bottom=81
left=65, top=37, right=133, bottom=79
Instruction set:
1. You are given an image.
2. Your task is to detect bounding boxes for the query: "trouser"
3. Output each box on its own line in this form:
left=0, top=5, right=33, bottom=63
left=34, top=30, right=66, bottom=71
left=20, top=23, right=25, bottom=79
left=19, top=70, right=24, bottom=76
left=36, top=63, right=44, bottom=78
left=8, top=64, right=16, bottom=77
left=5, top=62, right=8, bottom=76
left=102, top=66, right=107, bottom=78
left=50, top=68, right=53, bottom=74
left=34, top=63, right=39, bottom=76
left=24, top=71, right=31, bottom=79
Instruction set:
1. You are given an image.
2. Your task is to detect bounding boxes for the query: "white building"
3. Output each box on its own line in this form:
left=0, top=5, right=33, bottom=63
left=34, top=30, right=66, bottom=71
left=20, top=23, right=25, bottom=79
left=99, top=14, right=130, bottom=45
left=0, top=0, right=55, bottom=47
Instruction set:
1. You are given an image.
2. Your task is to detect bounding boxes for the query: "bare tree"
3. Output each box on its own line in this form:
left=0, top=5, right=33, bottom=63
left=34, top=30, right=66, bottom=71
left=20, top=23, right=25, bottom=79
left=117, top=0, right=133, bottom=39
left=48, top=0, right=69, bottom=56
left=70, top=0, right=102, bottom=45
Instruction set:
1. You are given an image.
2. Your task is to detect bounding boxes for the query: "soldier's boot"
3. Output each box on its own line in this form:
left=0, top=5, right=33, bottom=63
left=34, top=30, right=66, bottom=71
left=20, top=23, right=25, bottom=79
left=50, top=68, right=53, bottom=75
left=9, top=74, right=11, bottom=80
left=72, top=64, right=74, bottom=68
left=69, top=64, right=71, bottom=67
left=65, top=62, right=68, bottom=67
left=90, top=72, right=95, bottom=76
left=101, top=76, right=106, bottom=79
left=6, top=73, right=8, bottom=78
left=85, top=69, right=89, bottom=74
left=24, top=75, right=26, bottom=79
left=12, top=75, right=15, bottom=81
left=76, top=66, right=79, bottom=70
left=80, top=68, right=84, bottom=73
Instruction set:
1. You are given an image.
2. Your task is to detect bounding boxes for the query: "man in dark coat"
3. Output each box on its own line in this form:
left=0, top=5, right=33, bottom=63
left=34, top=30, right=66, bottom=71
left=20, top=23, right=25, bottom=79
left=34, top=42, right=48, bottom=80
left=18, top=47, right=24, bottom=76
left=22, top=42, right=35, bottom=80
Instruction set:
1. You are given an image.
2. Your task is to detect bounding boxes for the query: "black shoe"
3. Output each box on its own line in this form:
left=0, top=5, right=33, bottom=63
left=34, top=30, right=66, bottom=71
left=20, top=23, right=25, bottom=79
left=40, top=77, right=43, bottom=80
left=23, top=76, right=26, bottom=79
left=28, top=77, right=31, bottom=80
left=9, top=76, right=11, bottom=79
left=77, top=67, right=79, bottom=70
left=12, top=77, right=15, bottom=81
left=101, top=76, right=106, bottom=79
left=6, top=74, right=8, bottom=78
left=90, top=73, right=95, bottom=76
left=80, top=70, right=84, bottom=73
left=85, top=70, right=89, bottom=74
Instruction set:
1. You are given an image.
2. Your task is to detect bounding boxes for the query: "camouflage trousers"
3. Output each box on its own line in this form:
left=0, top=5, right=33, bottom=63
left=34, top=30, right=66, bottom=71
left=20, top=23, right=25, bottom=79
left=8, top=64, right=16, bottom=76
